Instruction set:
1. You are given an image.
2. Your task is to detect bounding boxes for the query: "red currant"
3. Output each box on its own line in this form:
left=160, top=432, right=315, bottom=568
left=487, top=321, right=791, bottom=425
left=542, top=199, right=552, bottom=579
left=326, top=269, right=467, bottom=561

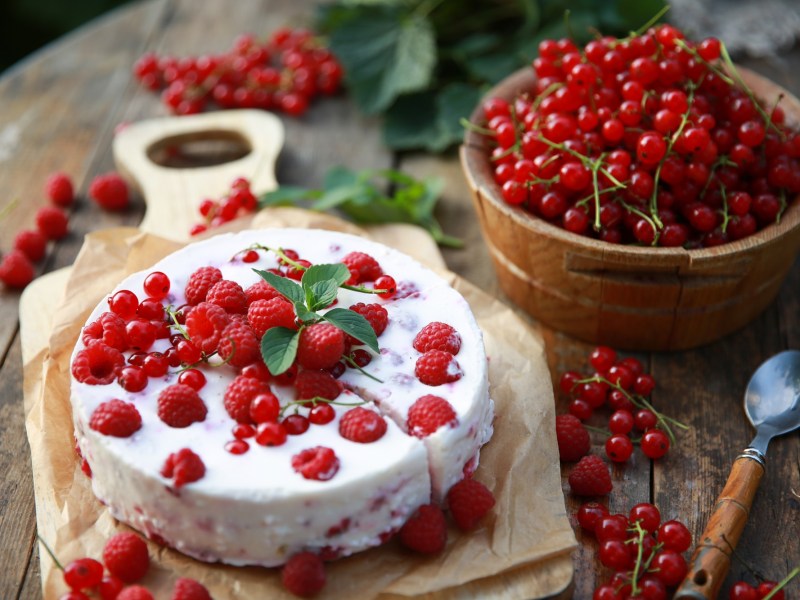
left=641, top=428, right=670, bottom=459
left=143, top=271, right=170, bottom=299
left=63, top=557, right=104, bottom=590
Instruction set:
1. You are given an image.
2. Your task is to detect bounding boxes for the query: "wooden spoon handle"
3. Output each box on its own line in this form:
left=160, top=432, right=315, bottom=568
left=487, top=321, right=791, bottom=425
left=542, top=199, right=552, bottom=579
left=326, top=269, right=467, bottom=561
left=674, top=453, right=765, bottom=599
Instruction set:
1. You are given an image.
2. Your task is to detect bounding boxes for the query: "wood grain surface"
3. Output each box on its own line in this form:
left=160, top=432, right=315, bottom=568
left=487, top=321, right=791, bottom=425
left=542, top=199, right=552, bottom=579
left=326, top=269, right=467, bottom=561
left=1, top=1, right=799, bottom=598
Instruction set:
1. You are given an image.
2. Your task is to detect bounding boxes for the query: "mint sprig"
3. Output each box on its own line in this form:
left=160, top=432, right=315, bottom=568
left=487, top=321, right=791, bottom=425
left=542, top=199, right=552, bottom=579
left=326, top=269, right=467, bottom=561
left=253, top=253, right=382, bottom=375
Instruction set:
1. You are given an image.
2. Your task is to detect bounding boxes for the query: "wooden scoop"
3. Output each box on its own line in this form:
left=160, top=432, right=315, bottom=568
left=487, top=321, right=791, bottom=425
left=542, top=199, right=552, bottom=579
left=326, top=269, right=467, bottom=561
left=675, top=350, right=800, bottom=598
left=112, top=109, right=284, bottom=241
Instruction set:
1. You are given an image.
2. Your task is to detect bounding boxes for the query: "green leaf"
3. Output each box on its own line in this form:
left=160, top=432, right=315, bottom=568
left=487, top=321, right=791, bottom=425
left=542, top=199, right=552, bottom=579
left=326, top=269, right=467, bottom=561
left=310, top=185, right=364, bottom=211
left=294, top=302, right=318, bottom=324
left=436, top=83, right=483, bottom=145
left=322, top=308, right=379, bottom=353
left=302, top=263, right=351, bottom=288
left=383, top=91, right=447, bottom=151
left=260, top=327, right=300, bottom=375
left=328, top=7, right=437, bottom=114
left=252, top=269, right=304, bottom=305
left=308, top=281, right=340, bottom=311
left=323, top=166, right=359, bottom=190
left=259, top=186, right=318, bottom=208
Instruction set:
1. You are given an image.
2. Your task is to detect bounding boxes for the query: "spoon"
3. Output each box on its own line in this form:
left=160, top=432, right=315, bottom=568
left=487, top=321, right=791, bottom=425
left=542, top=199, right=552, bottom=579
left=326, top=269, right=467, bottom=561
left=675, top=350, right=800, bottom=599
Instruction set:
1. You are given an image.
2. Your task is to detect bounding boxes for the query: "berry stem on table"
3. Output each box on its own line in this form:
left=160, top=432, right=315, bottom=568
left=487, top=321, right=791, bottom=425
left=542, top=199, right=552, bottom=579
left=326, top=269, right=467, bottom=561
left=36, top=534, right=64, bottom=571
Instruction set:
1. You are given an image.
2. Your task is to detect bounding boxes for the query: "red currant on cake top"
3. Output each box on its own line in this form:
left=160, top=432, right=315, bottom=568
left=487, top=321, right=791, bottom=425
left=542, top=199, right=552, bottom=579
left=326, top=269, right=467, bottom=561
left=103, top=532, right=149, bottom=582
left=250, top=392, right=280, bottom=423
left=142, top=271, right=170, bottom=299
left=255, top=421, right=288, bottom=447
left=108, top=290, right=139, bottom=320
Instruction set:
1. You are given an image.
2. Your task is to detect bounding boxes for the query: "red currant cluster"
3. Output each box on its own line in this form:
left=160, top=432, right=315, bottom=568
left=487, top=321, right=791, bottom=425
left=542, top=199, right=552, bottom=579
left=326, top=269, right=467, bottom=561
left=558, top=346, right=686, bottom=464
left=577, top=500, right=692, bottom=598
left=479, top=24, right=800, bottom=247
left=190, top=177, right=258, bottom=237
left=729, top=580, right=787, bottom=600
left=43, top=531, right=210, bottom=600
left=132, top=28, right=343, bottom=116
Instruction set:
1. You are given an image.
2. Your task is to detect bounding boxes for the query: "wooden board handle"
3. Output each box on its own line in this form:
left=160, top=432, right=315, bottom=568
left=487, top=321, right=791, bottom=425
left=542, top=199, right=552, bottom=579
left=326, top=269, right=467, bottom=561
left=112, top=109, right=284, bottom=242
left=674, top=454, right=765, bottom=599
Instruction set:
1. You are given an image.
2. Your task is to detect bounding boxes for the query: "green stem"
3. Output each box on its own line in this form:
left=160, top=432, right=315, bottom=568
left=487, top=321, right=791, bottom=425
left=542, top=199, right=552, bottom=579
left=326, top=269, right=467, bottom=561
left=279, top=395, right=368, bottom=418
left=628, top=521, right=647, bottom=595
left=343, top=354, right=384, bottom=383
left=166, top=306, right=190, bottom=340
left=0, top=197, right=20, bottom=221
left=762, top=566, right=800, bottom=600
left=36, top=535, right=64, bottom=571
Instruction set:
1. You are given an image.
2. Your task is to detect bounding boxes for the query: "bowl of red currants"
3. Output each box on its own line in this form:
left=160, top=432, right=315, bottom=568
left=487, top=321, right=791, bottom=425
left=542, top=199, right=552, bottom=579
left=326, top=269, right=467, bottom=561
left=461, top=24, right=800, bottom=350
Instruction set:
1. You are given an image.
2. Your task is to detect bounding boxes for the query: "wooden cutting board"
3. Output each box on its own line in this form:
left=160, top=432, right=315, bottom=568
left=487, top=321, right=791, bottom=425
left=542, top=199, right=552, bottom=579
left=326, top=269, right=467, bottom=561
left=21, top=110, right=575, bottom=599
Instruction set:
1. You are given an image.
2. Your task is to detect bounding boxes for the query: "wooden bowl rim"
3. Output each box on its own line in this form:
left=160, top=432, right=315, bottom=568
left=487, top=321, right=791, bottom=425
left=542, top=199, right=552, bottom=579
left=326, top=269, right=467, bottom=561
left=462, top=66, right=800, bottom=267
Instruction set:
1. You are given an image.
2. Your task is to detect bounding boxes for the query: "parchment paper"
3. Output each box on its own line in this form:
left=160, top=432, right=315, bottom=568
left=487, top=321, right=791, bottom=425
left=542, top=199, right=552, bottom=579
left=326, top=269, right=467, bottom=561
left=22, top=209, right=576, bottom=599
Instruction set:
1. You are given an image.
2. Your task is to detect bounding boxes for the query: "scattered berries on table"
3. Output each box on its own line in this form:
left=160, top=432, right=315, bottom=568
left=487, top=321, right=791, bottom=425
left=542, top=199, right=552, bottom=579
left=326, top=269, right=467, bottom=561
left=103, top=532, right=150, bottom=582
left=399, top=504, right=447, bottom=554
left=555, top=414, right=590, bottom=461
left=170, top=578, right=212, bottom=600
left=568, top=455, right=612, bottom=497
left=36, top=206, right=69, bottom=240
left=89, top=172, right=130, bottom=212
left=45, top=172, right=75, bottom=207
left=446, top=478, right=495, bottom=531
left=0, top=250, right=36, bottom=288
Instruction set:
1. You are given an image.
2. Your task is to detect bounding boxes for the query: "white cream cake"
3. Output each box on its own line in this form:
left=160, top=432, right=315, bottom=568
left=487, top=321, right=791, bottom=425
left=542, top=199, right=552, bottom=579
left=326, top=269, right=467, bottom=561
left=69, top=229, right=493, bottom=567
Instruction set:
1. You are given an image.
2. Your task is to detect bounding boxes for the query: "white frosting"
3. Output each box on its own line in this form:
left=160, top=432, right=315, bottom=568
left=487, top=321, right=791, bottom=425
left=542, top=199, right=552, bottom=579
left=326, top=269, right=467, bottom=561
left=70, top=229, right=493, bottom=567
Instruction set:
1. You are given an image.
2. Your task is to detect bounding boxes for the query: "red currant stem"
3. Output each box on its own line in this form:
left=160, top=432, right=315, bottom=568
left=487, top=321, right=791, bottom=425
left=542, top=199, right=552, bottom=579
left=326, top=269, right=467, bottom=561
left=340, top=283, right=390, bottom=295
left=762, top=566, right=800, bottom=600
left=35, top=534, right=64, bottom=571
left=342, top=354, right=384, bottom=383
left=628, top=520, right=647, bottom=595
left=719, top=532, right=763, bottom=580
left=700, top=155, right=737, bottom=198
left=777, top=189, right=788, bottom=224
left=460, top=118, right=496, bottom=137
left=616, top=197, right=660, bottom=244
left=648, top=83, right=696, bottom=230
left=719, top=185, right=732, bottom=234
left=165, top=305, right=190, bottom=340
left=278, top=395, right=367, bottom=418
left=584, top=423, right=643, bottom=443
left=0, top=196, right=20, bottom=221
left=531, top=82, right=564, bottom=114
left=591, top=163, right=603, bottom=231
left=538, top=137, right=627, bottom=191
left=206, top=340, right=236, bottom=368
left=615, top=4, right=671, bottom=42
left=574, top=185, right=622, bottom=208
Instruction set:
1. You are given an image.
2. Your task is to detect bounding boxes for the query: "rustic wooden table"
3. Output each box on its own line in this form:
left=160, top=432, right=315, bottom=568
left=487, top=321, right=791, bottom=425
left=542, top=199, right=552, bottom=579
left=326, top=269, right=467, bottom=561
left=1, top=1, right=798, bottom=598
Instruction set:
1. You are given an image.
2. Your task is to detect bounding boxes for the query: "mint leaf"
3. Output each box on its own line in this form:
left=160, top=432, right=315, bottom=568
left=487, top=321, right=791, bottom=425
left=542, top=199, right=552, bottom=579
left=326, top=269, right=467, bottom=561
left=308, top=280, right=339, bottom=311
left=260, top=186, right=319, bottom=207
left=294, top=302, right=318, bottom=324
left=327, top=6, right=436, bottom=114
left=302, top=263, right=351, bottom=288
left=322, top=308, right=379, bottom=353
left=261, top=327, right=300, bottom=375
left=253, top=269, right=304, bottom=305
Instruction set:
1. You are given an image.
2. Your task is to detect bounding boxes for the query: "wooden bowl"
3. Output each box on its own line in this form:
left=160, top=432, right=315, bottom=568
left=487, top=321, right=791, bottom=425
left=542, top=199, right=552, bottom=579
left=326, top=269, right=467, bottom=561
left=461, top=68, right=800, bottom=350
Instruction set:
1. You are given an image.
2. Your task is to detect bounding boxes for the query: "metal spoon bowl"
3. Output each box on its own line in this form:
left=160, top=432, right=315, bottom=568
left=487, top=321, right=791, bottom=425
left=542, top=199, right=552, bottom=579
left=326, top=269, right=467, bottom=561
left=676, top=350, right=800, bottom=599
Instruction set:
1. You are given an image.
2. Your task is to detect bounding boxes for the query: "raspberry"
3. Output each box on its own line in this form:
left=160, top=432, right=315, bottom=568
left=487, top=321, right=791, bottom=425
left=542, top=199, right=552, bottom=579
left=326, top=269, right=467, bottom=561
left=116, top=587, right=154, bottom=600
left=82, top=312, right=128, bottom=351
left=281, top=552, right=326, bottom=598
left=157, top=383, right=208, bottom=428
left=161, top=448, right=205, bottom=488
left=184, top=266, right=222, bottom=305
left=89, top=399, right=142, bottom=437
left=0, top=250, right=35, bottom=288
left=447, top=479, right=496, bottom=531
left=407, top=395, right=458, bottom=437
left=89, top=172, right=129, bottom=211
left=217, top=320, right=259, bottom=368
left=103, top=532, right=150, bottom=582
left=247, top=297, right=296, bottom=336
left=170, top=578, right=212, bottom=600
left=399, top=504, right=447, bottom=554
left=291, top=446, right=340, bottom=481
left=348, top=303, right=388, bottom=336
left=556, top=414, right=591, bottom=461
left=244, top=280, right=281, bottom=304
left=206, top=279, right=247, bottom=314
left=72, top=340, right=124, bottom=385
left=341, top=251, right=383, bottom=283
left=295, top=369, right=341, bottom=401
left=224, top=374, right=270, bottom=423
left=45, top=171, right=75, bottom=207
left=415, top=350, right=462, bottom=386
left=338, top=407, right=387, bottom=443
left=413, top=322, right=462, bottom=355
left=568, top=455, right=613, bottom=497
left=185, top=301, right=229, bottom=354
left=296, top=323, right=345, bottom=370
left=13, top=229, right=47, bottom=262
left=35, top=206, right=69, bottom=240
